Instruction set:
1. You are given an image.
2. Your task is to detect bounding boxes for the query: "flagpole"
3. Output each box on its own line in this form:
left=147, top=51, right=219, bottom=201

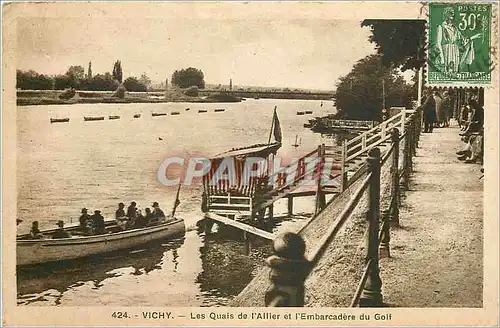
left=171, top=181, right=182, bottom=217
left=267, top=106, right=276, bottom=144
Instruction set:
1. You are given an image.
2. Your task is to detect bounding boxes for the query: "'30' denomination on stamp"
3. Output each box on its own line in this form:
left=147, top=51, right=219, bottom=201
left=427, top=3, right=492, bottom=85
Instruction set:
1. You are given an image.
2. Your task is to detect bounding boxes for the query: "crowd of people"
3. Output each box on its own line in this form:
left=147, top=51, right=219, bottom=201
left=455, top=97, right=484, bottom=165
left=421, top=89, right=453, bottom=132
left=420, top=89, right=484, bottom=167
left=29, top=201, right=167, bottom=239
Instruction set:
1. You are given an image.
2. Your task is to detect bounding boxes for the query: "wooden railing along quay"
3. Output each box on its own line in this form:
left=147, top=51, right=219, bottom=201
left=231, top=108, right=422, bottom=307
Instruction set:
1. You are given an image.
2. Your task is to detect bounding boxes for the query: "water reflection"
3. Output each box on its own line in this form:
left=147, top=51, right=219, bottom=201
left=17, top=237, right=185, bottom=305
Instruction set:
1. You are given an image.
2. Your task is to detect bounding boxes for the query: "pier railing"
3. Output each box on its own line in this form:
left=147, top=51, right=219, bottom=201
left=263, top=108, right=421, bottom=307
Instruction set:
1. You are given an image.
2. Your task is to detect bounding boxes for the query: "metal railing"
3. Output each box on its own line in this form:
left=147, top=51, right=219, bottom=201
left=263, top=108, right=422, bottom=307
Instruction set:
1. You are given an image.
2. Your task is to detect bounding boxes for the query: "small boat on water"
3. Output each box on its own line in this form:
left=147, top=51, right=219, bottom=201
left=84, top=116, right=105, bottom=121
left=198, top=109, right=208, bottom=113
left=185, top=108, right=191, bottom=111
left=17, top=218, right=185, bottom=266
left=133, top=114, right=141, bottom=118
left=171, top=112, right=180, bottom=115
left=297, top=111, right=305, bottom=115
left=152, top=112, right=167, bottom=117
left=305, top=110, right=313, bottom=114
left=109, top=115, right=120, bottom=120
left=214, top=108, right=226, bottom=112
left=50, top=118, right=70, bottom=123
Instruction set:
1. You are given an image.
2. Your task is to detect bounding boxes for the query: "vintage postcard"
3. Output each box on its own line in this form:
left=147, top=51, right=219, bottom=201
left=2, top=1, right=499, bottom=327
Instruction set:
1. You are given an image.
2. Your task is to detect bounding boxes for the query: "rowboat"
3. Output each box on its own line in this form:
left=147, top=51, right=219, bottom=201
left=297, top=111, right=305, bottom=115
left=17, top=218, right=185, bottom=266
left=305, top=110, right=313, bottom=114
left=84, top=116, right=105, bottom=121
left=109, top=115, right=120, bottom=120
left=50, top=118, right=70, bottom=123
left=214, top=108, right=225, bottom=112
left=133, top=114, right=141, bottom=118
left=171, top=111, right=180, bottom=115
left=152, top=112, right=167, bottom=117
left=198, top=109, right=208, bottom=113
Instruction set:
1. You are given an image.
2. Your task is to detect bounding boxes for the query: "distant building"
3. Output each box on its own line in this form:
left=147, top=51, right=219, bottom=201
left=229, top=78, right=233, bottom=91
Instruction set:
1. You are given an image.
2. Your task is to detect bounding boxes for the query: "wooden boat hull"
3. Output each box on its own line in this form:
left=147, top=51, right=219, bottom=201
left=152, top=113, right=167, bottom=117
left=133, top=114, right=141, bottom=118
left=17, top=219, right=185, bottom=266
left=84, top=117, right=105, bottom=121
left=214, top=108, right=225, bottom=112
left=109, top=115, right=120, bottom=120
left=50, top=118, right=70, bottom=123
left=198, top=110, right=207, bottom=113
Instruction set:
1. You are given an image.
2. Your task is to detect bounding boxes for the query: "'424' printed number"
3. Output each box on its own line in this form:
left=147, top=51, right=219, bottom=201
left=112, top=312, right=129, bottom=319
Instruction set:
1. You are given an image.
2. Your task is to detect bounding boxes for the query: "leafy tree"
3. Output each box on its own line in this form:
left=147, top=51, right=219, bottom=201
left=112, top=60, right=123, bottom=83
left=84, top=73, right=119, bottom=91
left=139, top=73, right=152, bottom=91
left=361, top=20, right=426, bottom=71
left=54, top=74, right=72, bottom=90
left=334, top=54, right=413, bottom=121
left=66, top=65, right=85, bottom=80
left=123, top=76, right=147, bottom=92
left=171, top=67, right=205, bottom=89
left=16, top=70, right=54, bottom=90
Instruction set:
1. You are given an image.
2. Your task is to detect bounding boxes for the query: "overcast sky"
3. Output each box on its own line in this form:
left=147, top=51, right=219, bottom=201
left=17, top=14, right=377, bottom=90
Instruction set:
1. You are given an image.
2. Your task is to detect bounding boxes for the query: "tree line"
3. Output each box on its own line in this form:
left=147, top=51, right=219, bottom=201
left=334, top=20, right=425, bottom=121
left=17, top=61, right=206, bottom=93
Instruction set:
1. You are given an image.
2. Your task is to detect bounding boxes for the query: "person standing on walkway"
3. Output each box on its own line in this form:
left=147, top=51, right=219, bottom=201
left=422, top=91, right=437, bottom=133
left=434, top=91, right=443, bottom=127
left=441, top=91, right=452, bottom=127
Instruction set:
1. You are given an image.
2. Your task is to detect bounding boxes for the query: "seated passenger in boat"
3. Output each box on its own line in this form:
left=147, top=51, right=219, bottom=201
left=79, top=208, right=91, bottom=230
left=127, top=201, right=138, bottom=219
left=151, top=202, right=166, bottom=224
left=30, top=221, right=44, bottom=239
left=115, top=202, right=128, bottom=230
left=134, top=208, right=150, bottom=229
left=91, top=210, right=106, bottom=235
left=52, top=220, right=71, bottom=239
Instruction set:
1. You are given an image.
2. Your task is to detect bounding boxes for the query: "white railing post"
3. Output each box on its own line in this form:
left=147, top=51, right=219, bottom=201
left=381, top=123, right=386, bottom=140
left=362, top=134, right=367, bottom=151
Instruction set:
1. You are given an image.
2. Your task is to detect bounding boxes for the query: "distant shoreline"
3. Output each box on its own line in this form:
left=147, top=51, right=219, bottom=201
left=16, top=89, right=333, bottom=106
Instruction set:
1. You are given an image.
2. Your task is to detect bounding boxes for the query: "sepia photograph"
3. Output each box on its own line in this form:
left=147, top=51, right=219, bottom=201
left=2, top=1, right=499, bottom=326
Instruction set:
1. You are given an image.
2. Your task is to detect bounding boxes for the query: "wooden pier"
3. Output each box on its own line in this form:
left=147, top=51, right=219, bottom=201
left=201, top=109, right=416, bottom=260
left=226, top=108, right=422, bottom=307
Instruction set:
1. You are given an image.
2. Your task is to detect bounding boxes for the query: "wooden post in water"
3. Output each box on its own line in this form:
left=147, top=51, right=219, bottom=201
left=244, top=231, right=251, bottom=256
left=359, top=147, right=383, bottom=307
left=287, top=197, right=293, bottom=216
left=315, top=144, right=326, bottom=215
left=390, top=128, right=400, bottom=226
left=268, top=204, right=274, bottom=228
left=340, top=140, right=348, bottom=191
left=265, top=232, right=310, bottom=307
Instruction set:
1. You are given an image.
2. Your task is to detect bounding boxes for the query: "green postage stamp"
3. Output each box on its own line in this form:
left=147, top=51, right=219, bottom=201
left=428, top=3, right=492, bottom=85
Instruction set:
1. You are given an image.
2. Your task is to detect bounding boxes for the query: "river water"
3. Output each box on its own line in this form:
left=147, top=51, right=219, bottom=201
left=17, top=99, right=340, bottom=306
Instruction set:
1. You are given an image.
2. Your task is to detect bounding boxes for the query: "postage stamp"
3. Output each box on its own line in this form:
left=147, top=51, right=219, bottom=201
left=427, top=3, right=492, bottom=85
left=2, top=1, right=499, bottom=327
